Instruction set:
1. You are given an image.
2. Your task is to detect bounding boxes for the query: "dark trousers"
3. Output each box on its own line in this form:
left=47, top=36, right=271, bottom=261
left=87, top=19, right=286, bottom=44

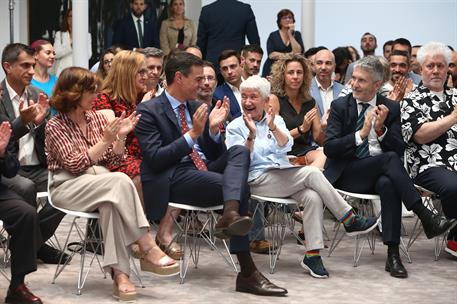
left=167, top=145, right=251, bottom=252
left=334, top=152, right=422, bottom=245
left=415, top=167, right=457, bottom=239
left=2, top=165, right=64, bottom=242
left=0, top=184, right=42, bottom=276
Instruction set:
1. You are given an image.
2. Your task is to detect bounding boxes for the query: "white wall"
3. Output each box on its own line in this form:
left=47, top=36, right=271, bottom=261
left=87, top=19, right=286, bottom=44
left=201, top=0, right=457, bottom=57
left=0, top=0, right=28, bottom=80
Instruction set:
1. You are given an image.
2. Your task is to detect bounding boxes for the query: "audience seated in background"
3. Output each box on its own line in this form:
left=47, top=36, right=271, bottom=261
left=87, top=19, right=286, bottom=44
left=383, top=40, right=394, bottom=60
left=391, top=38, right=421, bottom=85
left=160, top=0, right=197, bottom=56
left=324, top=55, right=456, bottom=278
left=0, top=43, right=69, bottom=265
left=135, top=52, right=287, bottom=296
left=45, top=67, right=179, bottom=302
left=240, top=44, right=264, bottom=81
left=93, top=50, right=150, bottom=206
left=410, top=45, right=422, bottom=75
left=53, top=8, right=92, bottom=76
left=226, top=75, right=378, bottom=278
left=112, top=0, right=159, bottom=50
left=184, top=45, right=203, bottom=59
left=214, top=50, right=244, bottom=118
left=269, top=54, right=326, bottom=168
left=30, top=40, right=57, bottom=116
left=0, top=119, right=43, bottom=304
left=95, top=47, right=117, bottom=81
left=448, top=50, right=457, bottom=88
left=304, top=46, right=328, bottom=75
left=379, top=50, right=416, bottom=101
left=400, top=42, right=457, bottom=258
left=139, top=47, right=165, bottom=97
left=347, top=45, right=360, bottom=62
left=344, top=32, right=378, bottom=84
left=262, top=8, right=304, bottom=77
left=310, top=49, right=344, bottom=118
left=332, top=46, right=353, bottom=84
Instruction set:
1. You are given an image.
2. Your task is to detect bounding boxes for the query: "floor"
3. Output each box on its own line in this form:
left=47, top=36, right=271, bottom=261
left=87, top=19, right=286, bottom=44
left=0, top=215, right=456, bottom=304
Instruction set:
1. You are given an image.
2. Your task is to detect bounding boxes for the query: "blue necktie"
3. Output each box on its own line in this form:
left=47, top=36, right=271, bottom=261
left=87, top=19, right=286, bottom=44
left=355, top=103, right=370, bottom=159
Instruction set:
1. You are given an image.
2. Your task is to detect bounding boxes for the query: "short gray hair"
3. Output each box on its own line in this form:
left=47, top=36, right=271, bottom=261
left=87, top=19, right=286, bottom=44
left=240, top=75, right=271, bottom=100
left=416, top=42, right=452, bottom=65
left=140, top=47, right=164, bottom=59
left=353, top=55, right=385, bottom=82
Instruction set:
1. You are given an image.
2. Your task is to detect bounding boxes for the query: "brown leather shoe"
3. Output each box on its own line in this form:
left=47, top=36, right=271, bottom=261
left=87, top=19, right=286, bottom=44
left=5, top=283, right=42, bottom=304
left=214, top=215, right=252, bottom=239
left=155, top=237, right=184, bottom=260
left=236, top=270, right=287, bottom=296
left=250, top=240, right=275, bottom=254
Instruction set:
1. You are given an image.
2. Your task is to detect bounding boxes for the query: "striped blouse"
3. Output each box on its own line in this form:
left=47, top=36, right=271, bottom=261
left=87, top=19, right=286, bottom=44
left=45, top=110, right=124, bottom=174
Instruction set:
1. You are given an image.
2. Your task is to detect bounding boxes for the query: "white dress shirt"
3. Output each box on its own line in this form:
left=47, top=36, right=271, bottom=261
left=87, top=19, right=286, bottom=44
left=5, top=80, right=40, bottom=166
left=132, top=13, right=144, bottom=47
left=315, top=77, right=335, bottom=112
left=226, top=82, right=242, bottom=113
left=354, top=95, right=387, bottom=157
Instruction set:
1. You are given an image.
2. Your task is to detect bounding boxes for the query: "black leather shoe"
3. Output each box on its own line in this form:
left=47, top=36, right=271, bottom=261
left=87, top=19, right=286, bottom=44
left=236, top=270, right=287, bottom=296
left=37, top=244, right=71, bottom=264
left=5, top=283, right=42, bottom=304
left=421, top=215, right=457, bottom=239
left=385, top=253, right=408, bottom=278
left=215, top=215, right=252, bottom=239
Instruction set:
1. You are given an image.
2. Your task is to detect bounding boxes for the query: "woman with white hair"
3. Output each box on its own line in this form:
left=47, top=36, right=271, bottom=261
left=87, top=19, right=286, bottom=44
left=225, top=75, right=378, bottom=279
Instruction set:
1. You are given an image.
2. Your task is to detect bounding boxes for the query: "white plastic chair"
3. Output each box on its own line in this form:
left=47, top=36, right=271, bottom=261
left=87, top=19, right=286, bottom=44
left=168, top=202, right=238, bottom=284
left=250, top=194, right=302, bottom=273
left=0, top=220, right=10, bottom=281
left=329, top=189, right=411, bottom=266
left=47, top=172, right=143, bottom=295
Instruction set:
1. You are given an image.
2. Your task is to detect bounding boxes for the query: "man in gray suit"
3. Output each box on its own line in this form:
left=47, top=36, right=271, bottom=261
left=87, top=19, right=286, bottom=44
left=0, top=43, right=69, bottom=264
left=310, top=49, right=344, bottom=118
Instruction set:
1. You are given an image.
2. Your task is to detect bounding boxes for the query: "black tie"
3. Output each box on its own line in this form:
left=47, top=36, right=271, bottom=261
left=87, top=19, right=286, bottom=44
left=137, top=19, right=143, bottom=48
left=355, top=103, right=370, bottom=159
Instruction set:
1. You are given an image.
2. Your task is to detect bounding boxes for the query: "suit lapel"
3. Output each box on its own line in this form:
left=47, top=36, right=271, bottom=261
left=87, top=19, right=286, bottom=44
left=311, top=79, right=324, bottom=117
left=224, top=83, right=241, bottom=117
left=161, top=95, right=181, bottom=132
left=1, top=80, right=17, bottom=119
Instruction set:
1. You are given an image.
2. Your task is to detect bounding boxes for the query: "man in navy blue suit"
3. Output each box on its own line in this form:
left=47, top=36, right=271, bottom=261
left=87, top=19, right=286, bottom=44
left=197, top=0, right=260, bottom=70
left=324, top=56, right=456, bottom=279
left=214, top=50, right=244, bottom=119
left=112, top=0, right=159, bottom=49
left=135, top=52, right=287, bottom=296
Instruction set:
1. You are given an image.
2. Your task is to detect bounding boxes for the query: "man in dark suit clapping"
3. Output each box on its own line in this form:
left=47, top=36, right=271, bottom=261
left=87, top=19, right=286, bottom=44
left=136, top=52, right=287, bottom=296
left=324, top=56, right=456, bottom=278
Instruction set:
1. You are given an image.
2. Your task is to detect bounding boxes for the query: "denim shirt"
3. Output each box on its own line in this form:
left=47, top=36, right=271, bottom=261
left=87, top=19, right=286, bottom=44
left=226, top=113, right=294, bottom=182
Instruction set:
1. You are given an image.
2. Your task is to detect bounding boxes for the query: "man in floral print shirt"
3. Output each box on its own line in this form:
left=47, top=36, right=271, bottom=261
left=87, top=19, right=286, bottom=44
left=401, top=41, right=457, bottom=258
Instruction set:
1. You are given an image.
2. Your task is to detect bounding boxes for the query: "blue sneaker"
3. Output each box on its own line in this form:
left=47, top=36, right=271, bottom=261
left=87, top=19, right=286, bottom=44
left=344, top=215, right=379, bottom=236
left=300, top=255, right=329, bottom=278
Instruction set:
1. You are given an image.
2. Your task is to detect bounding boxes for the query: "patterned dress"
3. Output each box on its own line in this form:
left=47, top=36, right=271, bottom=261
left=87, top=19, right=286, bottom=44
left=93, top=93, right=142, bottom=179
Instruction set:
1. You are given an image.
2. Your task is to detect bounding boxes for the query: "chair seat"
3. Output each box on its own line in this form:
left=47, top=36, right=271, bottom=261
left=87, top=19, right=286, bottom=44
left=336, top=189, right=380, bottom=201
left=168, top=202, right=223, bottom=212
left=251, top=194, right=298, bottom=205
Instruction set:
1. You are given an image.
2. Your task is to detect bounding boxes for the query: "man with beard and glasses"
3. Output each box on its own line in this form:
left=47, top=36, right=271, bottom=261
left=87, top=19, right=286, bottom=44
left=112, top=0, right=159, bottom=49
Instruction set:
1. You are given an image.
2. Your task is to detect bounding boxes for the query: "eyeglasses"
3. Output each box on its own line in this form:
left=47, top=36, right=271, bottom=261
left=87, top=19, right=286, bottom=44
left=281, top=15, right=293, bottom=20
left=202, top=75, right=216, bottom=82
left=103, top=59, right=113, bottom=65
